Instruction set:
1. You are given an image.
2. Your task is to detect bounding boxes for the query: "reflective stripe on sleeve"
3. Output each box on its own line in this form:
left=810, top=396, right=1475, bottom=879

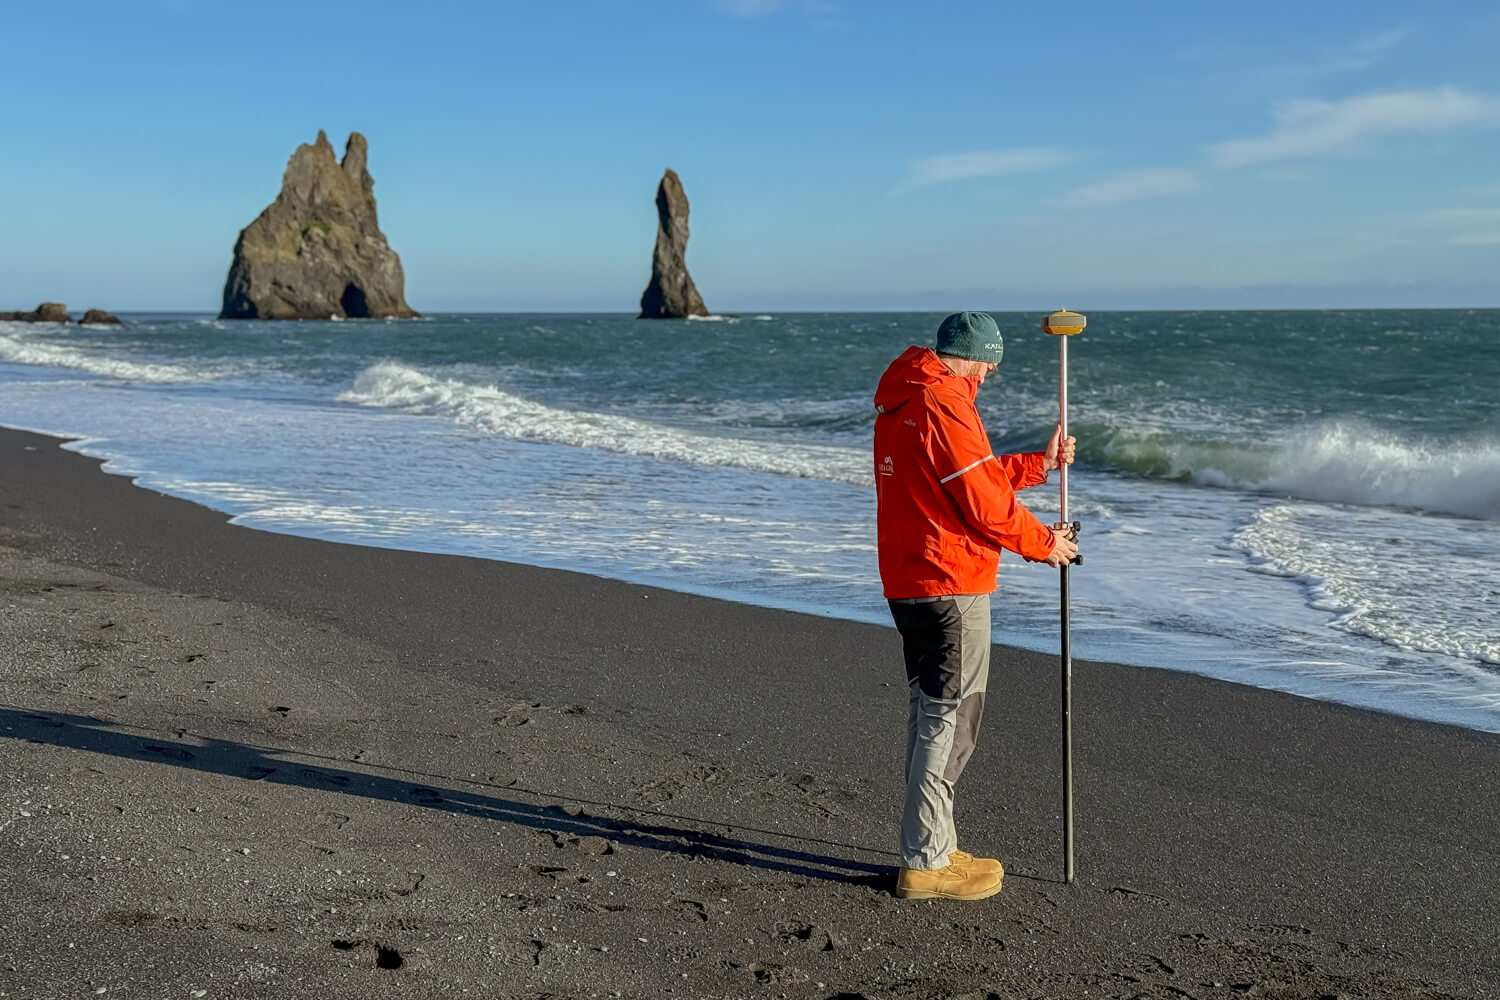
left=939, top=454, right=994, bottom=484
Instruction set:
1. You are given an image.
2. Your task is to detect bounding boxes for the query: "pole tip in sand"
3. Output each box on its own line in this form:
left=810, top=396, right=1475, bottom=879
left=1042, top=310, right=1087, bottom=336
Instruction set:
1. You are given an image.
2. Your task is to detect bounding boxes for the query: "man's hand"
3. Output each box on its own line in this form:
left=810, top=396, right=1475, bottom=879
left=1044, top=529, right=1079, bottom=568
left=1043, top=424, right=1077, bottom=473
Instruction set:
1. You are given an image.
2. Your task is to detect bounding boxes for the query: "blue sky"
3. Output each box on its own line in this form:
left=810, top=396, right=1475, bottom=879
left=2, top=0, right=1498, bottom=311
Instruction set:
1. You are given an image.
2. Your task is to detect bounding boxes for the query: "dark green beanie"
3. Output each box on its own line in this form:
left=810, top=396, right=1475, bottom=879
left=935, top=311, right=1004, bottom=365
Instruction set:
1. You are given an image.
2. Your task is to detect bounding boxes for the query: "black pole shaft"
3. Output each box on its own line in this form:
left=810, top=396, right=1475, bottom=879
left=1061, top=561, right=1074, bottom=884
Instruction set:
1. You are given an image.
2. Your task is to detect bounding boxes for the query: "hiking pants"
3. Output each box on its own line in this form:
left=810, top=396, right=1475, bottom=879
left=888, top=593, right=990, bottom=870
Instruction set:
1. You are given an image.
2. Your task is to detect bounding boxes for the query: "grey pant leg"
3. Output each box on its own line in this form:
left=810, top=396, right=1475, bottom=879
left=947, top=594, right=991, bottom=784
left=890, top=594, right=991, bottom=870
left=905, top=682, right=920, bottom=784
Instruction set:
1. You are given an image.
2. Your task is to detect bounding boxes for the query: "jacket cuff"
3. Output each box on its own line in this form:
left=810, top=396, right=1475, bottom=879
left=1025, top=524, right=1057, bottom=562
left=1020, top=452, right=1049, bottom=490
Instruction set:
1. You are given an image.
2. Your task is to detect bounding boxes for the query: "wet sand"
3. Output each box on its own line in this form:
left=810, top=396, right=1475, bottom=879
left=1, top=425, right=1496, bottom=999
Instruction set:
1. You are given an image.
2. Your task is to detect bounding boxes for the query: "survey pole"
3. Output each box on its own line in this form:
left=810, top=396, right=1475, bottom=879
left=1041, top=308, right=1086, bottom=884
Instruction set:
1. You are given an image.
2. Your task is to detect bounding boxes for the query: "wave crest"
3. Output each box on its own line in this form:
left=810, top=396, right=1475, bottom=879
left=339, top=362, right=874, bottom=487
left=1086, top=420, right=1499, bottom=520
left=0, top=330, right=203, bottom=383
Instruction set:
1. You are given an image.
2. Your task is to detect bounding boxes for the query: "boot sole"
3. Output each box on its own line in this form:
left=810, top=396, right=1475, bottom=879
left=895, top=878, right=1003, bottom=901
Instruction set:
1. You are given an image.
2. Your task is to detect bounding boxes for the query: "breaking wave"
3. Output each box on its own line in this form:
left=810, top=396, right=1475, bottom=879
left=0, top=329, right=204, bottom=383
left=1083, top=420, right=1499, bottom=520
left=339, top=362, right=874, bottom=487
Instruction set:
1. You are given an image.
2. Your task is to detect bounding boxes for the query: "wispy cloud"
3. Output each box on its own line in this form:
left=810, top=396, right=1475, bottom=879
left=1056, top=86, right=1500, bottom=212
left=1175, top=26, right=1413, bottom=93
left=900, top=148, right=1079, bottom=192
left=1337, top=27, right=1413, bottom=65
left=1430, top=207, right=1500, bottom=225
left=713, top=0, right=837, bottom=18
left=1211, top=87, right=1500, bottom=168
left=1253, top=27, right=1413, bottom=88
left=715, top=0, right=784, bottom=15
left=1059, top=168, right=1200, bottom=207
left=1426, top=207, right=1500, bottom=245
left=1332, top=27, right=1412, bottom=66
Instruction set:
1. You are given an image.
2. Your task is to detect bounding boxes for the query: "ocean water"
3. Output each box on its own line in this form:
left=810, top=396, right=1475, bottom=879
left=2, top=310, right=1498, bottom=732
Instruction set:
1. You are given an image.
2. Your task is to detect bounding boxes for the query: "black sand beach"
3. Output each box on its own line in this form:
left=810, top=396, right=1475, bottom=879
left=1, top=425, right=1496, bottom=999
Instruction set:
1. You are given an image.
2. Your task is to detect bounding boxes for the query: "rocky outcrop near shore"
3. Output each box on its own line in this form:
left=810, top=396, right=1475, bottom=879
left=219, top=131, right=418, bottom=321
left=79, top=309, right=122, bottom=326
left=0, top=302, right=73, bottom=323
left=639, top=168, right=709, bottom=319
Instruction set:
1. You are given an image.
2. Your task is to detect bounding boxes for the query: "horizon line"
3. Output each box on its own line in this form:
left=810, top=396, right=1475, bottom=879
left=72, top=304, right=1500, bottom=316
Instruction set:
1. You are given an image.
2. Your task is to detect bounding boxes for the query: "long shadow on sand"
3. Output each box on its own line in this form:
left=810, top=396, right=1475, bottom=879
left=1, top=706, right=890, bottom=886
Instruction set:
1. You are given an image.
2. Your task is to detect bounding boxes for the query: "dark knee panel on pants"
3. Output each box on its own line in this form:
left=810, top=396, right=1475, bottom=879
left=889, top=598, right=964, bottom=701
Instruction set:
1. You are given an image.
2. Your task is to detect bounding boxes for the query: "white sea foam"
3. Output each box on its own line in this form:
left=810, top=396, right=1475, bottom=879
left=0, top=329, right=204, bottom=383
left=1233, top=503, right=1500, bottom=666
left=339, top=361, right=875, bottom=486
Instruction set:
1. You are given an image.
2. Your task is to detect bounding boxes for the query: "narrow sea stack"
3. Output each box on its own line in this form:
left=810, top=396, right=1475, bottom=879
left=219, top=131, right=418, bottom=320
left=638, top=168, right=709, bottom=319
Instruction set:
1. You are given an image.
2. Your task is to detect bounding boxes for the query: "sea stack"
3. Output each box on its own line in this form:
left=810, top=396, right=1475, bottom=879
left=219, top=131, right=418, bottom=320
left=0, top=303, right=72, bottom=323
left=638, top=168, right=709, bottom=319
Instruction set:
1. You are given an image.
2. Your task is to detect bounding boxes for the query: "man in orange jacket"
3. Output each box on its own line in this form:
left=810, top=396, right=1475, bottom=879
left=873, top=311, right=1077, bottom=901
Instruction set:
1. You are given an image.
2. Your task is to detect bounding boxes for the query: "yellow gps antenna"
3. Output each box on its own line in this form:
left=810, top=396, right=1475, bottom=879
left=1042, top=308, right=1085, bottom=885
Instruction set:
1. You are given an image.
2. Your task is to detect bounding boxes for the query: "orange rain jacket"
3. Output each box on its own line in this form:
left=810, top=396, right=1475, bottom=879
left=874, top=346, right=1056, bottom=599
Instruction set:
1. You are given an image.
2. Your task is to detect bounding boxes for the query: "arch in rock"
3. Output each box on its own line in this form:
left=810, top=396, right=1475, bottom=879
left=340, top=283, right=370, bottom=318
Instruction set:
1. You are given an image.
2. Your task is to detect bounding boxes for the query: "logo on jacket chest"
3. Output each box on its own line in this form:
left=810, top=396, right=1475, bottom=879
left=879, top=455, right=895, bottom=477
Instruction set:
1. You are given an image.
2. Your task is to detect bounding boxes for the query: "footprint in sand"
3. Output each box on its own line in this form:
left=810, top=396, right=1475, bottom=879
left=331, top=939, right=420, bottom=971
left=674, top=899, right=710, bottom=922
left=745, top=961, right=809, bottom=985
left=528, top=864, right=589, bottom=885
left=1111, top=951, right=1175, bottom=978
left=772, top=920, right=835, bottom=952
left=488, top=938, right=545, bottom=966
left=537, top=828, right=611, bottom=855
left=493, top=698, right=586, bottom=728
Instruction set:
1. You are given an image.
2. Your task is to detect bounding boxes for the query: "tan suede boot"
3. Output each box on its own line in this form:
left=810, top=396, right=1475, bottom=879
left=895, top=863, right=1002, bottom=900
left=950, top=850, right=1003, bottom=876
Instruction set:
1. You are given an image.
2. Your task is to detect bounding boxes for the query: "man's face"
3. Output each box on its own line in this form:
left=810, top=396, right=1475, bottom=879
left=940, top=356, right=999, bottom=384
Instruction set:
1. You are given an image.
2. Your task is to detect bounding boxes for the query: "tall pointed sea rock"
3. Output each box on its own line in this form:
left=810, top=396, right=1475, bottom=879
left=219, top=131, right=418, bottom=320
left=638, top=168, right=709, bottom=319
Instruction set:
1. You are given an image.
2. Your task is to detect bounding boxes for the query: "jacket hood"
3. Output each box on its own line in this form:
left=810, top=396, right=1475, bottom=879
left=874, top=345, right=976, bottom=414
